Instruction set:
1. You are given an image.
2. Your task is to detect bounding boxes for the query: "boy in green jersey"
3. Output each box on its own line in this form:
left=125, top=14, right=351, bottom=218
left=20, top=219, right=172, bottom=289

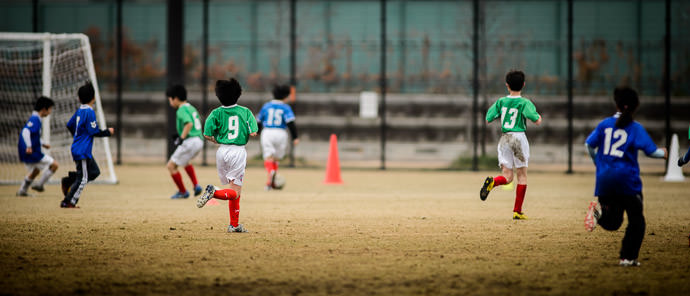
left=196, top=78, right=258, bottom=233
left=480, top=70, right=542, bottom=220
left=167, top=84, right=204, bottom=199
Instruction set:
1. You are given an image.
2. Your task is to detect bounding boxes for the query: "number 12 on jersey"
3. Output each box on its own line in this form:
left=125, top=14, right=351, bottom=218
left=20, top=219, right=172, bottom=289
left=603, top=127, right=627, bottom=157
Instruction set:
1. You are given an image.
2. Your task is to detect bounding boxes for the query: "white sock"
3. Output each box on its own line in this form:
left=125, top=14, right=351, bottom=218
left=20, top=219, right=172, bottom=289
left=19, top=178, right=32, bottom=192
left=36, top=168, right=55, bottom=186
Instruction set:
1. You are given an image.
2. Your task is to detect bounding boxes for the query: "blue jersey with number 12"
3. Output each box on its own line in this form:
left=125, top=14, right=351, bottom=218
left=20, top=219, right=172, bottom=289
left=257, top=100, right=295, bottom=129
left=585, top=115, right=658, bottom=197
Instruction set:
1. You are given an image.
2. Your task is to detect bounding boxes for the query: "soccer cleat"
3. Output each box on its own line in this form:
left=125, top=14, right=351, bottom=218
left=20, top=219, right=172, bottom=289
left=194, top=184, right=203, bottom=196
left=196, top=185, right=215, bottom=208
left=228, top=224, right=249, bottom=233
left=480, top=177, right=494, bottom=201
left=16, top=190, right=31, bottom=197
left=170, top=191, right=190, bottom=199
left=512, top=212, right=528, bottom=220
left=619, top=259, right=641, bottom=267
left=60, top=201, right=79, bottom=208
left=31, top=185, right=45, bottom=192
left=264, top=185, right=273, bottom=191
left=585, top=201, right=601, bottom=232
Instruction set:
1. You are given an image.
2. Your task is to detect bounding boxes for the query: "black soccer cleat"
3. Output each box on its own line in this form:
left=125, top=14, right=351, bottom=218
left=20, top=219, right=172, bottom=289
left=480, top=176, right=494, bottom=201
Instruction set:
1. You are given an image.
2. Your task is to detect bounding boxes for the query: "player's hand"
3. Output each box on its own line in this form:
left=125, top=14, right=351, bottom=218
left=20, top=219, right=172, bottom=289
left=534, top=115, right=542, bottom=126
left=25, top=147, right=32, bottom=154
left=293, top=138, right=300, bottom=146
left=108, top=127, right=115, bottom=134
left=250, top=132, right=258, bottom=137
left=662, top=148, right=668, bottom=160
left=42, top=144, right=51, bottom=149
left=173, top=136, right=183, bottom=146
left=203, top=135, right=217, bottom=144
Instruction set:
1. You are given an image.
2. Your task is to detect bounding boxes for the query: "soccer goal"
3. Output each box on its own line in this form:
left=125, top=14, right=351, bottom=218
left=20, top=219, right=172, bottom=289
left=0, top=32, right=117, bottom=185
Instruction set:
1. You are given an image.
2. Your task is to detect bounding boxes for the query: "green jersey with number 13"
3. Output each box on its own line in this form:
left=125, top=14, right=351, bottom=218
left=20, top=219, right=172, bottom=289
left=204, top=105, right=258, bottom=145
left=486, top=96, right=540, bottom=133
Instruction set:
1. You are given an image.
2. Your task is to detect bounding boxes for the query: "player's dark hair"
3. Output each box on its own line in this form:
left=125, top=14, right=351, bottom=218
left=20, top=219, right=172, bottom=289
left=34, top=96, right=54, bottom=111
left=215, top=78, right=242, bottom=106
left=166, top=84, right=187, bottom=101
left=613, top=86, right=639, bottom=128
left=505, top=70, right=525, bottom=91
left=272, top=84, right=291, bottom=100
left=78, top=82, right=95, bottom=104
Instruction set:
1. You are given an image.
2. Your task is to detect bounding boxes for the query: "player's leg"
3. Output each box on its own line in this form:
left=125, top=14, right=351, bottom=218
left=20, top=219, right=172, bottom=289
left=512, top=167, right=528, bottom=219
left=261, top=130, right=277, bottom=190
left=182, top=137, right=203, bottom=195
left=619, top=194, right=645, bottom=266
left=17, top=165, right=40, bottom=196
left=595, top=195, right=624, bottom=231
left=480, top=139, right=514, bottom=201
left=679, top=146, right=690, bottom=166
left=168, top=145, right=189, bottom=199
left=61, top=160, right=87, bottom=208
left=32, top=155, right=58, bottom=191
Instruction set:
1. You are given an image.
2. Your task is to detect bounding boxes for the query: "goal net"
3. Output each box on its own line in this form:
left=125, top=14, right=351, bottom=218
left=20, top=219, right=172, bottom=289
left=0, top=32, right=117, bottom=184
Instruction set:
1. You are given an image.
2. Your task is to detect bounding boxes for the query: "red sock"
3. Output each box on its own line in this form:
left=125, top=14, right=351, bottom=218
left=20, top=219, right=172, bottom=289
left=229, top=196, right=240, bottom=227
left=514, top=184, right=527, bottom=213
left=184, top=165, right=199, bottom=186
left=213, top=188, right=237, bottom=200
left=264, top=161, right=275, bottom=185
left=171, top=172, right=186, bottom=193
left=494, top=175, right=507, bottom=186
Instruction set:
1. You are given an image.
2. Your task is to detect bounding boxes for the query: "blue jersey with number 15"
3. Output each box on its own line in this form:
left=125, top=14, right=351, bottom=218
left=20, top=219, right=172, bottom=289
left=257, top=100, right=295, bottom=129
left=585, top=115, right=658, bottom=197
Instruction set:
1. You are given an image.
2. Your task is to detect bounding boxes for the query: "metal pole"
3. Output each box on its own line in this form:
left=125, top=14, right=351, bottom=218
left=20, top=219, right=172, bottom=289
left=664, top=0, right=671, bottom=160
left=380, top=0, right=387, bottom=170
left=566, top=0, right=574, bottom=174
left=201, top=0, right=209, bottom=166
left=288, top=0, right=296, bottom=168
left=116, top=0, right=123, bottom=165
left=167, top=0, right=184, bottom=159
left=471, top=0, right=479, bottom=171
left=32, top=0, right=39, bottom=32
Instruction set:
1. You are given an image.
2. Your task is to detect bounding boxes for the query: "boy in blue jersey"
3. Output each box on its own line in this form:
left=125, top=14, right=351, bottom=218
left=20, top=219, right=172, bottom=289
left=584, top=87, right=667, bottom=267
left=256, top=84, right=299, bottom=190
left=60, top=83, right=114, bottom=208
left=17, top=96, right=59, bottom=196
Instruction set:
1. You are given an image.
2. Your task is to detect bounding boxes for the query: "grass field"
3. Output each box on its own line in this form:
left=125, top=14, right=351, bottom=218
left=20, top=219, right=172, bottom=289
left=1, top=165, right=689, bottom=295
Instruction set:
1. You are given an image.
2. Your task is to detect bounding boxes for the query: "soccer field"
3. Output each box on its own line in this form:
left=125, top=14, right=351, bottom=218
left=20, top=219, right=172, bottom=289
left=1, top=165, right=689, bottom=295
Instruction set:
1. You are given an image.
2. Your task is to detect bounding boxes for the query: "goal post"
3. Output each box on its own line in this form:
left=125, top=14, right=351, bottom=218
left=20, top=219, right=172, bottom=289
left=0, top=32, right=117, bottom=184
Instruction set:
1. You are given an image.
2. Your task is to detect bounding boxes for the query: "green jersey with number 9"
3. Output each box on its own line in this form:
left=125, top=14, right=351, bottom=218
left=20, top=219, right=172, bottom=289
left=486, top=96, right=540, bottom=133
left=204, top=105, right=258, bottom=145
left=176, top=103, right=203, bottom=139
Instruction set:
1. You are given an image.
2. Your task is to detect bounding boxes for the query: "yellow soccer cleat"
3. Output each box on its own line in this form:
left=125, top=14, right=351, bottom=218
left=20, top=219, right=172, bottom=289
left=513, top=212, right=528, bottom=220
left=480, top=177, right=494, bottom=201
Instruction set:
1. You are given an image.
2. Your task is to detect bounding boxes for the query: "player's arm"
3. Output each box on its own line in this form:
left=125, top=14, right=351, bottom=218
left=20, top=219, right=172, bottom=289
left=584, top=124, right=603, bottom=164
left=534, top=115, right=542, bottom=126
left=180, top=122, right=193, bottom=140
left=247, top=109, right=259, bottom=137
left=21, top=127, right=32, bottom=154
left=637, top=125, right=667, bottom=159
left=66, top=114, right=76, bottom=136
left=203, top=110, right=218, bottom=143
left=485, top=101, right=500, bottom=124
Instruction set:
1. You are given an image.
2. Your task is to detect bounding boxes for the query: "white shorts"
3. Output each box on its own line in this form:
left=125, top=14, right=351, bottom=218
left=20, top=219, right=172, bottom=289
left=497, top=132, right=530, bottom=169
left=216, top=144, right=247, bottom=186
left=24, top=154, right=54, bottom=171
left=170, top=136, right=203, bottom=166
left=261, top=128, right=289, bottom=159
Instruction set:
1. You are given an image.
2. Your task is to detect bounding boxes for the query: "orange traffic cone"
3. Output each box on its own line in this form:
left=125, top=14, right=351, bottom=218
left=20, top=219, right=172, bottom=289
left=324, top=134, right=343, bottom=184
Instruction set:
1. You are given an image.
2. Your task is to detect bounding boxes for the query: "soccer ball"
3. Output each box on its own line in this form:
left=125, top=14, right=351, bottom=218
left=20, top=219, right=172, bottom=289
left=272, top=173, right=286, bottom=190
